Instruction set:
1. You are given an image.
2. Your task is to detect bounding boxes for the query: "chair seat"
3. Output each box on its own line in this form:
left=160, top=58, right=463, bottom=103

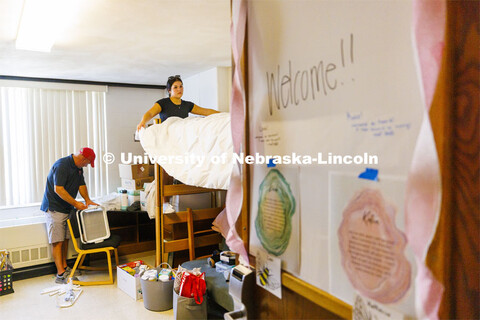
left=79, top=234, right=121, bottom=250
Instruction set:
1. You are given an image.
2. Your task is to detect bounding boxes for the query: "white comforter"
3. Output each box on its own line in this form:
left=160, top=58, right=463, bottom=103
left=140, top=113, right=233, bottom=190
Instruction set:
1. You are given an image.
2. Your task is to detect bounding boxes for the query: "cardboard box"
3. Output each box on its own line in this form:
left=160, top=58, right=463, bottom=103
left=118, top=164, right=152, bottom=179
left=117, top=260, right=145, bottom=300
left=121, top=177, right=154, bottom=190
left=140, top=191, right=147, bottom=211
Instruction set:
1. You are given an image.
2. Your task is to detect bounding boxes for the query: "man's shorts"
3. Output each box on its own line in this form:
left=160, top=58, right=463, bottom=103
left=44, top=210, right=72, bottom=244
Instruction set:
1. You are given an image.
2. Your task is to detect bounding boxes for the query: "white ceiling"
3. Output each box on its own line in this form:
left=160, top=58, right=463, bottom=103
left=0, top=0, right=232, bottom=86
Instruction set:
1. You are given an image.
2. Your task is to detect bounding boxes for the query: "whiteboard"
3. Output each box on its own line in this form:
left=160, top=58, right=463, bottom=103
left=247, top=1, right=424, bottom=317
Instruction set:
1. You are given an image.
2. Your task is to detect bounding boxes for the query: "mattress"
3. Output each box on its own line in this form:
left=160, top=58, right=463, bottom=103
left=140, top=113, right=233, bottom=190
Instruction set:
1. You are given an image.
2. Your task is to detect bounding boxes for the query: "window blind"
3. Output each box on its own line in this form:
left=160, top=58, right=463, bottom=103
left=0, top=85, right=108, bottom=207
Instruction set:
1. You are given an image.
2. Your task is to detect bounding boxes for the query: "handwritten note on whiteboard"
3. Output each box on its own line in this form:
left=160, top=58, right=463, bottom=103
left=346, top=112, right=412, bottom=138
left=248, top=0, right=425, bottom=317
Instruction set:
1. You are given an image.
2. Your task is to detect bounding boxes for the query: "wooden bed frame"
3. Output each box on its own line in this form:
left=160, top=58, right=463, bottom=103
left=153, top=160, right=224, bottom=266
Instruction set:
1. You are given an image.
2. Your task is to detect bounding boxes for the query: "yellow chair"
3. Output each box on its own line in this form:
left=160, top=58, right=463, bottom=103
left=66, top=215, right=121, bottom=286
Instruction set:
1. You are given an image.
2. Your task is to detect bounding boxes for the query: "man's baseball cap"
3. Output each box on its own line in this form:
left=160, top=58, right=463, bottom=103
left=79, top=147, right=96, bottom=167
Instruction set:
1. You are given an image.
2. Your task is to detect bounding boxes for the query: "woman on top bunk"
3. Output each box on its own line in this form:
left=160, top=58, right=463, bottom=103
left=137, top=75, right=219, bottom=131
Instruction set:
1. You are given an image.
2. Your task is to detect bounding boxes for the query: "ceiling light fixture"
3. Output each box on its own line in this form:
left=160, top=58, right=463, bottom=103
left=15, top=0, right=74, bottom=52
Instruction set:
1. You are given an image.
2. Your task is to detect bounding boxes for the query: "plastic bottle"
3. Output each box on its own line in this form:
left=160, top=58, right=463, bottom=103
left=120, top=190, right=128, bottom=210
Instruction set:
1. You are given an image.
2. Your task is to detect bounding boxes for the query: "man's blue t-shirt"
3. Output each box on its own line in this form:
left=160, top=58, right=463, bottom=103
left=40, top=155, right=86, bottom=214
left=156, top=98, right=194, bottom=122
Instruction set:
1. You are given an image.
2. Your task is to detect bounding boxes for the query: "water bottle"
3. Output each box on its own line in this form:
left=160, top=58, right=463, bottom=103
left=120, top=189, right=128, bottom=210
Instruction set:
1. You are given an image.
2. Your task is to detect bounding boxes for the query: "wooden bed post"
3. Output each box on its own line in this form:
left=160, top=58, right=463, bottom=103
left=159, top=166, right=167, bottom=264
left=153, top=118, right=162, bottom=266
left=154, top=163, right=161, bottom=266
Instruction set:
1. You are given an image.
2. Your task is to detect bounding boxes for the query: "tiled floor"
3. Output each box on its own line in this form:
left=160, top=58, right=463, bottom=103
left=0, top=251, right=174, bottom=320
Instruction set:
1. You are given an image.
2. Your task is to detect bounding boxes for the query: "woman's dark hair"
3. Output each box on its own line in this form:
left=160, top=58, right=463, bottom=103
left=166, top=75, right=182, bottom=96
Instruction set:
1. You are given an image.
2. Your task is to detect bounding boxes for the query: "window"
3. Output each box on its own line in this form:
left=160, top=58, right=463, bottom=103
left=0, top=80, right=108, bottom=208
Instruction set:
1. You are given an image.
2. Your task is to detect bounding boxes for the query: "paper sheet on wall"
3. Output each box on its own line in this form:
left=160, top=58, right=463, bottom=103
left=250, top=166, right=300, bottom=273
left=247, top=0, right=435, bottom=317
left=329, top=172, right=416, bottom=315
left=256, top=248, right=283, bottom=299
left=353, top=294, right=405, bottom=320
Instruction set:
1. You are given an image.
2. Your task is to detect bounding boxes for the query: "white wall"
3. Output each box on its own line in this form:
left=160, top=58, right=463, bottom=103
left=182, top=67, right=231, bottom=112
left=216, top=67, right=232, bottom=112
left=105, top=86, right=166, bottom=192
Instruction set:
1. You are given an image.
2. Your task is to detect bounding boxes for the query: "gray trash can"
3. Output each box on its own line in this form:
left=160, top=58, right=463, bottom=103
left=140, top=277, right=174, bottom=311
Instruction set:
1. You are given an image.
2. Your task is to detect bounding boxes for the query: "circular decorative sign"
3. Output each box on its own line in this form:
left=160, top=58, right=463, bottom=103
left=338, top=188, right=411, bottom=304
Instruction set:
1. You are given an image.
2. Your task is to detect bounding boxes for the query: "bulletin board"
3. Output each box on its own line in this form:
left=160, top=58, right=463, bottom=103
left=246, top=1, right=428, bottom=318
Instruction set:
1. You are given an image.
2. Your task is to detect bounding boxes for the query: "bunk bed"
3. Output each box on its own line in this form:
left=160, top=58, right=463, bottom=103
left=147, top=118, right=229, bottom=266
left=139, top=116, right=236, bottom=313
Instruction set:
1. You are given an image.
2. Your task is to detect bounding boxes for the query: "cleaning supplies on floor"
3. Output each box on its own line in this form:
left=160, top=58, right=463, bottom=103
left=55, top=279, right=83, bottom=308
left=41, top=279, right=83, bottom=308
left=140, top=263, right=175, bottom=312
left=140, top=263, right=175, bottom=282
left=119, top=260, right=150, bottom=278
left=117, top=260, right=151, bottom=300
left=142, top=269, right=158, bottom=281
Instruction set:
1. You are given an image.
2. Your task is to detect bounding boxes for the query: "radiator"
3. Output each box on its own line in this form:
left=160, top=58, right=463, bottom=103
left=0, top=221, right=76, bottom=268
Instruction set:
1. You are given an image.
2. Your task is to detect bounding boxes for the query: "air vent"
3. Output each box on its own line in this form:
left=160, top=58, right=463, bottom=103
left=11, top=250, right=20, bottom=264
left=30, top=247, right=39, bottom=260
left=21, top=249, right=29, bottom=262
left=8, top=244, right=52, bottom=268
left=40, top=246, right=48, bottom=259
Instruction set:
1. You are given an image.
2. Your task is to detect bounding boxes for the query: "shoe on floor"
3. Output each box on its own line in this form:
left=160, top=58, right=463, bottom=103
left=55, top=271, right=79, bottom=284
